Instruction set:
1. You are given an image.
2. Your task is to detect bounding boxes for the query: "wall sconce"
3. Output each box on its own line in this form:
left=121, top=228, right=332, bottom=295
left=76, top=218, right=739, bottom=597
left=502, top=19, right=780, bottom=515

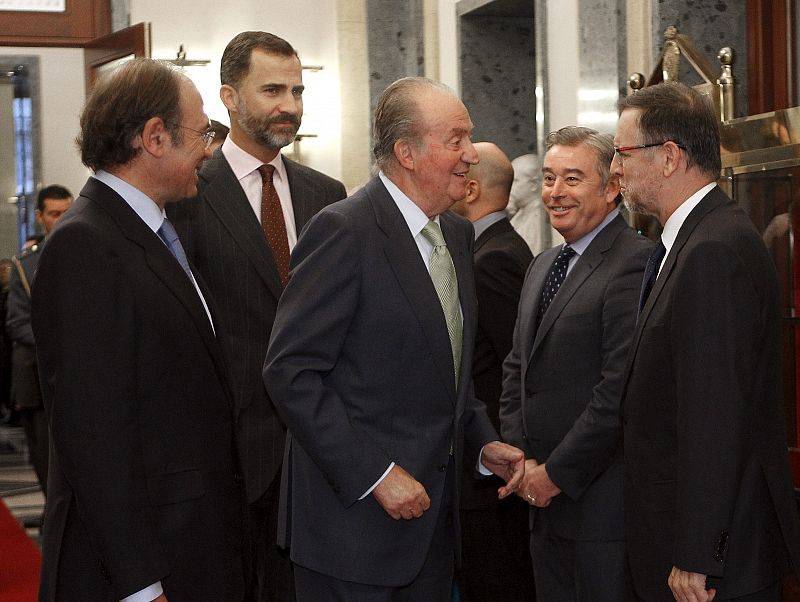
left=166, top=45, right=210, bottom=67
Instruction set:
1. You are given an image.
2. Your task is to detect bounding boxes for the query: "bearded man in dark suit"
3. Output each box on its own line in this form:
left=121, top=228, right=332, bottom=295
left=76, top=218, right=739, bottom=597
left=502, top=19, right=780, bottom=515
left=167, top=31, right=346, bottom=602
left=613, top=81, right=800, bottom=601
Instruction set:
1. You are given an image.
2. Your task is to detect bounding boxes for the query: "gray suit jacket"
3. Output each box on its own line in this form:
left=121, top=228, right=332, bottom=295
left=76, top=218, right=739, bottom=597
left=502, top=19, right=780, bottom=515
left=500, top=213, right=651, bottom=540
left=263, top=176, right=498, bottom=586
left=168, top=150, right=346, bottom=503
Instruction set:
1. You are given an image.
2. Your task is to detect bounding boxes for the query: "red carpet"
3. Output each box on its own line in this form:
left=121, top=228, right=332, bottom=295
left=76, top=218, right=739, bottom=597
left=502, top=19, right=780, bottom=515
left=0, top=498, right=40, bottom=601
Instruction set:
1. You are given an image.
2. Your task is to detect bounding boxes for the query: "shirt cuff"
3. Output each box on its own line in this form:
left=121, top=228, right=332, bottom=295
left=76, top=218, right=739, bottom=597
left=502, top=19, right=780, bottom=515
left=358, top=462, right=396, bottom=500
left=120, top=582, right=163, bottom=602
left=477, top=443, right=496, bottom=476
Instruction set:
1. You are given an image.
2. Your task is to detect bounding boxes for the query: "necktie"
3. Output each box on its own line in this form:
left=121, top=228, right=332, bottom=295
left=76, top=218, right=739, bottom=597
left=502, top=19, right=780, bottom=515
left=258, top=164, right=290, bottom=288
left=537, top=245, right=576, bottom=325
left=638, top=240, right=666, bottom=313
left=158, top=218, right=193, bottom=281
left=421, top=221, right=462, bottom=384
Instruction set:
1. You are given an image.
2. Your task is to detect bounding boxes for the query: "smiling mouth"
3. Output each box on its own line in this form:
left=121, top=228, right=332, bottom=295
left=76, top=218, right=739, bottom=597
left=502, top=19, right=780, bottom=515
left=548, top=206, right=574, bottom=213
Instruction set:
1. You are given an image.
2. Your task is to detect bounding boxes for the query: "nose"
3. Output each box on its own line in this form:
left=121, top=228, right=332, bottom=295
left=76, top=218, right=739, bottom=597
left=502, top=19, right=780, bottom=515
left=463, top=139, right=479, bottom=165
left=279, top=91, right=302, bottom=115
left=550, top=177, right=566, bottom=198
left=611, top=152, right=624, bottom=174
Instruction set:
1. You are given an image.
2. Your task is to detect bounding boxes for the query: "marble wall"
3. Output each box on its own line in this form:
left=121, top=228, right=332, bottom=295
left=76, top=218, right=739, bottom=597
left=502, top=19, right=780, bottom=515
left=366, top=0, right=425, bottom=121
left=651, top=0, right=748, bottom=118
left=459, top=14, right=537, bottom=160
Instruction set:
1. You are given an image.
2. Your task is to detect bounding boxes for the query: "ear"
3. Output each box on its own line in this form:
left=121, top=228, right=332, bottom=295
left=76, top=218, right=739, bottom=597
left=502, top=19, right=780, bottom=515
left=393, top=139, right=415, bottom=170
left=603, top=173, right=621, bottom=205
left=139, top=116, right=169, bottom=158
left=662, top=140, right=682, bottom=177
left=220, top=84, right=239, bottom=113
left=464, top=178, right=480, bottom=203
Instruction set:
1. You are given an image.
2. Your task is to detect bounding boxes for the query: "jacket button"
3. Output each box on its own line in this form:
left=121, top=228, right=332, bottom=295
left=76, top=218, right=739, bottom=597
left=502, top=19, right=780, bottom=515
left=438, top=464, right=447, bottom=472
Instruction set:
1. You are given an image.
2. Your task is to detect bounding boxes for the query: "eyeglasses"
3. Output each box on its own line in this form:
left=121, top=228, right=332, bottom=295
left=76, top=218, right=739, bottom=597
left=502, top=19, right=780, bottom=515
left=174, top=124, right=216, bottom=149
left=614, top=140, right=685, bottom=159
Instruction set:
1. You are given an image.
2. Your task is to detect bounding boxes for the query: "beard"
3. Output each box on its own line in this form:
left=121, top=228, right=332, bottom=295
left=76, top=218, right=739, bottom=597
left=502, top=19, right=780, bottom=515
left=236, top=97, right=301, bottom=151
left=621, top=184, right=658, bottom=217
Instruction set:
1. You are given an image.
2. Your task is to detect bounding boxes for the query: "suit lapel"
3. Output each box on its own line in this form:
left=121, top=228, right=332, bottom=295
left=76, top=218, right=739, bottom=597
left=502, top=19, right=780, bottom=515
left=285, top=157, right=315, bottom=231
left=624, top=188, right=726, bottom=383
left=82, top=179, right=225, bottom=376
left=528, top=214, right=626, bottom=367
left=198, top=153, right=284, bottom=299
left=368, top=178, right=457, bottom=399
left=519, top=245, right=558, bottom=363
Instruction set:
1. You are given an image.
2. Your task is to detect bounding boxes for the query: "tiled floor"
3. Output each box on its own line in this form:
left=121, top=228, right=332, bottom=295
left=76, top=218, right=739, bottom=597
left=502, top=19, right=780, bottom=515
left=0, top=423, right=45, bottom=545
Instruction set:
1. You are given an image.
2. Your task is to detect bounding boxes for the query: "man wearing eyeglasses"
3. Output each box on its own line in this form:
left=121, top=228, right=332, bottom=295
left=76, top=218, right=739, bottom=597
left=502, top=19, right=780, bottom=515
left=31, top=58, right=245, bottom=601
left=167, top=31, right=346, bottom=602
left=499, top=126, right=651, bottom=600
left=613, top=82, right=800, bottom=601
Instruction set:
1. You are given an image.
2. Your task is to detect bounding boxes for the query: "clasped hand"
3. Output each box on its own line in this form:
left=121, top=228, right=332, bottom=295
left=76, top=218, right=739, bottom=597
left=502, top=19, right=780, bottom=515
left=516, top=458, right=560, bottom=507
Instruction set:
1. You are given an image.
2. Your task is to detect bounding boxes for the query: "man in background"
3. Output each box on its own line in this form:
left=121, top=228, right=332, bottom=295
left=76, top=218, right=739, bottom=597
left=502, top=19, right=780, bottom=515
left=500, top=126, right=651, bottom=600
left=450, top=141, right=534, bottom=601
left=6, top=184, right=72, bottom=497
left=32, top=58, right=244, bottom=601
left=168, top=30, right=346, bottom=601
left=614, top=81, right=800, bottom=601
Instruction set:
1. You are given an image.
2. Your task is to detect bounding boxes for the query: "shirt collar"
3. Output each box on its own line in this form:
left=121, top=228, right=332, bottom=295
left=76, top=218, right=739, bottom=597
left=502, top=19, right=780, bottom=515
left=660, top=182, right=716, bottom=256
left=93, top=170, right=165, bottom=233
left=473, top=211, right=506, bottom=240
left=566, top=207, right=620, bottom=256
left=378, top=171, right=436, bottom=236
left=221, top=136, right=287, bottom=183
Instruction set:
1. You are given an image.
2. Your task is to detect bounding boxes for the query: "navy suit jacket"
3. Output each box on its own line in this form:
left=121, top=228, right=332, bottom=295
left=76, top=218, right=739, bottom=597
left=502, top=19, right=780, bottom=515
left=500, top=213, right=651, bottom=540
left=621, top=186, right=800, bottom=599
left=168, top=151, right=346, bottom=503
left=263, top=176, right=498, bottom=586
left=461, top=217, right=532, bottom=510
left=33, top=177, right=244, bottom=601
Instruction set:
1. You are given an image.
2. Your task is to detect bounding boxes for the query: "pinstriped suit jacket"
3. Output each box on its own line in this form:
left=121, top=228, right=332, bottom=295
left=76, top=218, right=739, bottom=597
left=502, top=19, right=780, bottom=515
left=168, top=150, right=346, bottom=503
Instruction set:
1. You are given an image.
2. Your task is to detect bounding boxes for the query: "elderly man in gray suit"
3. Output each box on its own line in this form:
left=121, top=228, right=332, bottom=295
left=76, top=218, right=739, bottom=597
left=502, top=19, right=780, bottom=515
left=167, top=31, right=346, bottom=602
left=500, top=126, right=652, bottom=601
left=264, top=77, right=525, bottom=601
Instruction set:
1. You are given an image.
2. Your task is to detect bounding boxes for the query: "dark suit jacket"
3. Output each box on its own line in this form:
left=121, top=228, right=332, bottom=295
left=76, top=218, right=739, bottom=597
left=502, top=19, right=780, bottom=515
left=263, top=176, right=498, bottom=587
left=6, top=246, right=42, bottom=409
left=621, top=186, right=800, bottom=600
left=461, top=217, right=532, bottom=510
left=500, top=213, right=651, bottom=541
left=32, top=178, right=244, bottom=601
left=167, top=151, right=346, bottom=504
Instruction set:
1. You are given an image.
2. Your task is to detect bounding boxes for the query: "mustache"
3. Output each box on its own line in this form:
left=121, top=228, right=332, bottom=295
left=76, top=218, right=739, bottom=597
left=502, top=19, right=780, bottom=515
left=266, top=112, right=301, bottom=128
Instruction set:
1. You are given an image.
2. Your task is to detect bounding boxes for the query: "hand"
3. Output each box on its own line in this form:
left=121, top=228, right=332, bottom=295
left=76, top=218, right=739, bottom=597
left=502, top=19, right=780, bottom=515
left=516, top=459, right=560, bottom=507
left=372, top=465, right=430, bottom=520
left=480, top=441, right=525, bottom=499
left=668, top=567, right=716, bottom=602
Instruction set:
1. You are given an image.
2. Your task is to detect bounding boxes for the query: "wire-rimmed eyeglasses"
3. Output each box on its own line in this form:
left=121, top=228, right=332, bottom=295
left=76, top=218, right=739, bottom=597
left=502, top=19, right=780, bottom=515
left=614, top=140, right=685, bottom=159
left=174, top=124, right=216, bottom=149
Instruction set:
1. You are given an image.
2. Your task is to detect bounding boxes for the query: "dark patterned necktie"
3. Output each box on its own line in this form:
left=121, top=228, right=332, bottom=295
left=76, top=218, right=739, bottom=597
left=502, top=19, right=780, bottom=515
left=258, top=164, right=290, bottom=288
left=537, top=245, right=576, bottom=325
left=638, top=241, right=666, bottom=314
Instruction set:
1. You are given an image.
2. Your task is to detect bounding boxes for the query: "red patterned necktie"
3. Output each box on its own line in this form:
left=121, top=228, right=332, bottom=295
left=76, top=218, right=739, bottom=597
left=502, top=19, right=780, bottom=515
left=258, top=164, right=290, bottom=288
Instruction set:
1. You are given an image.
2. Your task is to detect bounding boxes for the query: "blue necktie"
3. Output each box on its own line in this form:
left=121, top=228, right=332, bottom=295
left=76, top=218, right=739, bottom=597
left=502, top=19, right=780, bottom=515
left=638, top=241, right=666, bottom=314
left=157, top=218, right=193, bottom=281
